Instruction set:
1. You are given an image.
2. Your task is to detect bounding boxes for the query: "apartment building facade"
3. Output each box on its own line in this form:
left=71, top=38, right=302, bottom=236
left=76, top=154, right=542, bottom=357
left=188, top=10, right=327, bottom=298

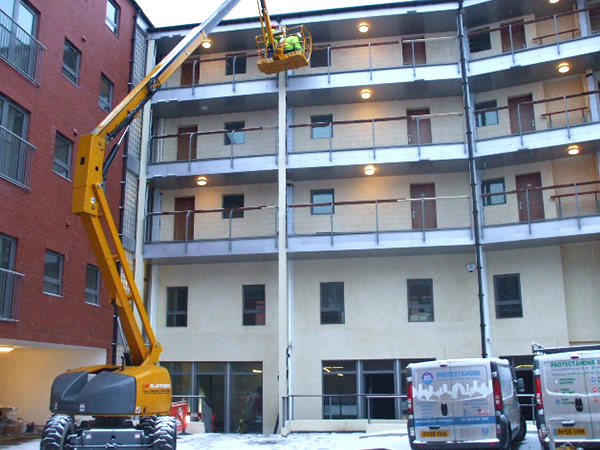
left=0, top=0, right=150, bottom=424
left=143, top=0, right=600, bottom=434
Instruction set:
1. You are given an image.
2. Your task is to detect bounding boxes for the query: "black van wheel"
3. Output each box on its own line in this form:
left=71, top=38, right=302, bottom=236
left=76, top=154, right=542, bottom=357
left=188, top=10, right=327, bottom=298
left=514, top=414, right=527, bottom=442
left=499, top=415, right=511, bottom=450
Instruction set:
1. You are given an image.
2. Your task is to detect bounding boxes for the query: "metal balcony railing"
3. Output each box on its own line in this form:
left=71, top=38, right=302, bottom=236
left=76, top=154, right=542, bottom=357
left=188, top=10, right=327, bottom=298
left=0, top=9, right=45, bottom=83
left=0, top=267, right=23, bottom=321
left=0, top=124, right=36, bottom=189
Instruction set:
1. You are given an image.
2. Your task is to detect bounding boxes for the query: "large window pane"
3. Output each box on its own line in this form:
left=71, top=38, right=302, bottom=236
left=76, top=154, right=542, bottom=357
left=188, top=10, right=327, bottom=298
left=494, top=274, right=523, bottom=318
left=43, top=250, right=63, bottom=295
left=85, top=264, right=100, bottom=305
left=243, top=285, right=265, bottom=326
left=322, top=360, right=357, bottom=419
left=407, top=279, right=434, bottom=322
left=230, top=363, right=263, bottom=433
left=62, top=40, right=80, bottom=84
left=53, top=133, right=72, bottom=179
left=320, top=281, right=344, bottom=324
left=166, top=286, right=188, bottom=327
left=311, top=189, right=334, bottom=215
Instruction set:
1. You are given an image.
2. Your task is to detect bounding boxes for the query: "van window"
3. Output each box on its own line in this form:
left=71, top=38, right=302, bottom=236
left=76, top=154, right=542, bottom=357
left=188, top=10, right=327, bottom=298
left=498, top=364, right=514, bottom=398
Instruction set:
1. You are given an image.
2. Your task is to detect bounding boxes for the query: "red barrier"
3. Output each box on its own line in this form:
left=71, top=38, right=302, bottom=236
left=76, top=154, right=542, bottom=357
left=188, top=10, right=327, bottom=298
left=170, top=401, right=188, bottom=434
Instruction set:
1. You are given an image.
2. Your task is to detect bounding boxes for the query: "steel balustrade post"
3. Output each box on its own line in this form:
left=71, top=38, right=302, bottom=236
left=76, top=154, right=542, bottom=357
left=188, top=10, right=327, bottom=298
left=330, top=205, right=334, bottom=246
left=228, top=209, right=234, bottom=251
left=421, top=197, right=426, bottom=242
left=554, top=15, right=561, bottom=53
left=557, top=197, right=563, bottom=218
left=187, top=134, right=193, bottom=171
left=368, top=43, right=373, bottom=80
left=596, top=191, right=600, bottom=214
left=417, top=117, right=422, bottom=157
left=517, top=104, right=524, bottom=147
left=526, top=189, right=532, bottom=234
left=509, top=24, right=515, bottom=63
left=575, top=184, right=581, bottom=230
left=372, top=118, right=376, bottom=159
left=192, top=59, right=199, bottom=96
left=232, top=55, right=237, bottom=92
left=375, top=201, right=380, bottom=244
left=185, top=210, right=191, bottom=253
left=327, top=46, right=331, bottom=84
left=329, top=124, right=333, bottom=162
left=328, top=396, right=332, bottom=420
left=230, top=131, right=235, bottom=168
left=564, top=96, right=571, bottom=139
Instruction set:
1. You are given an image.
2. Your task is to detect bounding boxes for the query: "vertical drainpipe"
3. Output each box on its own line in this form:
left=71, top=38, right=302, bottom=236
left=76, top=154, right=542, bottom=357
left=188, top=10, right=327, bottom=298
left=458, top=0, right=490, bottom=358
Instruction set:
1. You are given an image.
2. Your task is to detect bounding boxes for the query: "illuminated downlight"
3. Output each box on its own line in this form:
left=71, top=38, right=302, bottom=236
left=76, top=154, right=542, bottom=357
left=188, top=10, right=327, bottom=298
left=557, top=62, right=570, bottom=73
left=360, top=89, right=372, bottom=100
left=201, top=39, right=212, bottom=49
left=567, top=145, right=580, bottom=156
left=196, top=176, right=208, bottom=186
left=358, top=23, right=369, bottom=33
left=364, top=165, right=375, bottom=176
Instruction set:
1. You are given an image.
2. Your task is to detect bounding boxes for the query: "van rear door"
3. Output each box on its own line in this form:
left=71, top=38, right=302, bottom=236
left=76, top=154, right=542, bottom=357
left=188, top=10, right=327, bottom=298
left=448, top=360, right=496, bottom=442
left=412, top=362, right=456, bottom=443
left=541, top=354, right=595, bottom=441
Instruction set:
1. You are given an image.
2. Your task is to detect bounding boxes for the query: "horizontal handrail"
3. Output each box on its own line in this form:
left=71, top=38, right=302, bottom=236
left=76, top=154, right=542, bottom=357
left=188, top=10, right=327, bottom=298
left=0, top=125, right=37, bottom=149
left=0, top=10, right=46, bottom=50
left=550, top=189, right=599, bottom=200
left=474, top=90, right=600, bottom=116
left=290, top=195, right=469, bottom=209
left=540, top=106, right=588, bottom=118
left=152, top=124, right=277, bottom=140
left=481, top=180, right=600, bottom=197
left=147, top=204, right=275, bottom=217
left=0, top=267, right=25, bottom=277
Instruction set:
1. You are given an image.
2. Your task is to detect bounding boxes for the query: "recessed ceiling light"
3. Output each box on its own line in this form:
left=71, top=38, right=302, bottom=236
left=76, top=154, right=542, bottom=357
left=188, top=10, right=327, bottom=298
left=358, top=23, right=369, bottom=33
left=196, top=176, right=208, bottom=186
left=567, top=145, right=580, bottom=155
left=557, top=62, right=570, bottom=73
left=364, top=165, right=375, bottom=176
left=360, top=89, right=372, bottom=100
left=201, top=39, right=212, bottom=49
left=549, top=0, right=560, bottom=3
left=0, top=347, right=14, bottom=353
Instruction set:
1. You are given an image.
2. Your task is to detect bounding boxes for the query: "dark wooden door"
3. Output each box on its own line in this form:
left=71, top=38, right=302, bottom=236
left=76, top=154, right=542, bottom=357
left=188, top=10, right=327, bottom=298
left=501, top=20, right=526, bottom=52
left=181, top=59, right=200, bottom=86
left=177, top=126, right=198, bottom=161
left=402, top=37, right=426, bottom=65
left=174, top=197, right=195, bottom=241
left=407, top=108, right=432, bottom=145
left=516, top=173, right=544, bottom=222
left=411, top=183, right=437, bottom=229
left=508, top=94, right=535, bottom=134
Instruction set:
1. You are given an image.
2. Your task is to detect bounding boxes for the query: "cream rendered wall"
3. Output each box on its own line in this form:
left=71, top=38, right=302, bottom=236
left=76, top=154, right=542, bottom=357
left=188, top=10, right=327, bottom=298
left=469, top=15, right=536, bottom=60
left=0, top=346, right=106, bottom=425
left=155, top=261, right=278, bottom=433
left=290, top=253, right=480, bottom=419
left=486, top=246, right=570, bottom=355
left=542, top=76, right=589, bottom=128
left=158, top=183, right=277, bottom=241
left=291, top=172, right=471, bottom=235
left=551, top=154, right=599, bottom=217
left=158, top=110, right=277, bottom=162
left=560, top=241, right=600, bottom=344
left=535, top=10, right=579, bottom=45
left=481, top=161, right=558, bottom=226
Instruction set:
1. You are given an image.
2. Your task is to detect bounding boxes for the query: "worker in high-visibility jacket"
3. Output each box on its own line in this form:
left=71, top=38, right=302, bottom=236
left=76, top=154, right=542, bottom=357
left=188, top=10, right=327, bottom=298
left=284, top=33, right=302, bottom=53
left=265, top=24, right=278, bottom=58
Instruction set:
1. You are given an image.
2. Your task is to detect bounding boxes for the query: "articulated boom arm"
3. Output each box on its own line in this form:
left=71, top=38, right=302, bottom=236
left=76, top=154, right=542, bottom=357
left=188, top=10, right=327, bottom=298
left=72, top=0, right=242, bottom=367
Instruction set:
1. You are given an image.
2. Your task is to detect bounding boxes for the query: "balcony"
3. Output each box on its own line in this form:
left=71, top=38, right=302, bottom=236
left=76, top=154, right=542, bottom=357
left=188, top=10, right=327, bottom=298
left=0, top=267, right=23, bottom=321
left=0, top=9, right=44, bottom=83
left=0, top=125, right=36, bottom=189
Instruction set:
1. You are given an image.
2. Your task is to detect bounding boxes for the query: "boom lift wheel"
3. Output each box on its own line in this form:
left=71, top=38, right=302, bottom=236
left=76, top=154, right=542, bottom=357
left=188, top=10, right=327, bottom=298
left=40, top=414, right=75, bottom=450
left=152, top=416, right=177, bottom=450
left=137, top=415, right=157, bottom=437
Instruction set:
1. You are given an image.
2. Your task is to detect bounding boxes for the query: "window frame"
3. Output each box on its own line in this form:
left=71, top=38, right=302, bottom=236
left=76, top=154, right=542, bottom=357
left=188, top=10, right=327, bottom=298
left=482, top=178, right=507, bottom=206
left=494, top=273, right=523, bottom=319
left=166, top=286, right=188, bottom=327
left=85, top=264, right=100, bottom=305
left=320, top=281, right=345, bottom=325
left=222, top=194, right=244, bottom=219
left=43, top=250, right=63, bottom=296
left=62, top=39, right=81, bottom=85
left=105, top=0, right=120, bottom=34
left=52, top=132, right=73, bottom=180
left=475, top=100, right=499, bottom=127
left=225, top=53, right=247, bottom=75
left=242, top=284, right=266, bottom=326
left=311, top=114, right=333, bottom=139
left=99, top=74, right=114, bottom=113
left=407, top=278, right=434, bottom=322
left=224, top=121, right=245, bottom=145
left=469, top=28, right=492, bottom=53
left=311, top=189, right=334, bottom=215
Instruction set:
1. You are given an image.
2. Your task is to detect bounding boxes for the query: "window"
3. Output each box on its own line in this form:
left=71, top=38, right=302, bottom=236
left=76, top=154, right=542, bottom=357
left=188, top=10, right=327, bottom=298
left=482, top=178, right=506, bottom=206
left=0, top=95, right=30, bottom=186
left=43, top=250, right=63, bottom=296
left=243, top=284, right=265, bottom=326
left=310, top=47, right=330, bottom=68
left=105, top=0, right=120, bottom=34
left=225, top=53, right=246, bottom=75
left=166, top=287, right=188, bottom=327
left=407, top=279, right=434, bottom=322
left=62, top=40, right=81, bottom=85
left=494, top=274, right=523, bottom=318
left=52, top=133, right=72, bottom=179
left=311, top=114, right=333, bottom=139
left=99, top=74, right=113, bottom=113
left=475, top=100, right=499, bottom=127
left=0, top=234, right=17, bottom=319
left=320, top=282, right=344, bottom=324
left=322, top=360, right=357, bottom=419
left=85, top=264, right=100, bottom=305
left=222, top=194, right=244, bottom=219
left=224, top=121, right=245, bottom=145
left=469, top=28, right=491, bottom=53
left=311, top=189, right=334, bottom=215
left=0, top=0, right=39, bottom=78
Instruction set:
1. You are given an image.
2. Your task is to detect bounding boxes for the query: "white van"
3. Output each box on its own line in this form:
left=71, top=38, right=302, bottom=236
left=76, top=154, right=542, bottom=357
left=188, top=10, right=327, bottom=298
left=533, top=344, right=600, bottom=449
left=407, top=358, right=526, bottom=449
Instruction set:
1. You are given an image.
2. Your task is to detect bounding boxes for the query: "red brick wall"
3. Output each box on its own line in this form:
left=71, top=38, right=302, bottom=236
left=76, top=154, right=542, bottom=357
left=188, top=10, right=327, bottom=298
left=0, top=0, right=141, bottom=358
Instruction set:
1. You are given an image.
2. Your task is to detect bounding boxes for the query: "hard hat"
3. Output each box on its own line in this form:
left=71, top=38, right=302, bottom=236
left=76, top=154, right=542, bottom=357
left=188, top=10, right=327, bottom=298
left=271, top=24, right=277, bottom=28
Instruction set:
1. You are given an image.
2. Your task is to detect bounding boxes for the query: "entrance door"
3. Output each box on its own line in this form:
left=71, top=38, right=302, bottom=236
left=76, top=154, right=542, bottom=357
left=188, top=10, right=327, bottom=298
left=177, top=126, right=197, bottom=161
left=174, top=197, right=195, bottom=241
left=508, top=94, right=535, bottom=134
left=198, top=374, right=226, bottom=433
left=411, top=183, right=437, bottom=229
left=364, top=373, right=396, bottom=419
left=516, top=173, right=544, bottom=222
left=407, top=108, right=432, bottom=145
left=402, top=36, right=426, bottom=65
left=501, top=20, right=526, bottom=52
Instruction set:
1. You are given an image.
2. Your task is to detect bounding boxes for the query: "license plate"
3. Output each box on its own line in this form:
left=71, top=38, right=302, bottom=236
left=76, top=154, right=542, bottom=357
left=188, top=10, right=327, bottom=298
left=421, top=430, right=450, bottom=438
left=556, top=427, right=586, bottom=436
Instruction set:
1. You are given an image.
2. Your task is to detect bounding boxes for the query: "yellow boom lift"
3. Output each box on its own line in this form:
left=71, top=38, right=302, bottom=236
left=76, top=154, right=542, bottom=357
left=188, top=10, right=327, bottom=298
left=40, top=1, right=310, bottom=449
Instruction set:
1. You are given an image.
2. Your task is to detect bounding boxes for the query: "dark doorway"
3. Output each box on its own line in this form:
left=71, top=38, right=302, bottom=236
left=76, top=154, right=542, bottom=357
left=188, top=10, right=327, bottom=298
left=402, top=36, right=426, bottom=65
left=410, top=183, right=437, bottom=229
left=407, top=108, right=432, bottom=145
left=516, top=172, right=544, bottom=222
left=198, top=374, right=226, bottom=433
left=501, top=20, right=526, bottom=52
left=364, top=373, right=396, bottom=419
left=174, top=197, right=195, bottom=241
left=508, top=94, right=535, bottom=134
left=177, top=126, right=197, bottom=161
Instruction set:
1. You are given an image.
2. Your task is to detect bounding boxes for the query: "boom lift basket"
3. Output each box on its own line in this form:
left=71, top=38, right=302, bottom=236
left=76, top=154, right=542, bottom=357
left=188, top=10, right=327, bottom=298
left=256, top=24, right=312, bottom=74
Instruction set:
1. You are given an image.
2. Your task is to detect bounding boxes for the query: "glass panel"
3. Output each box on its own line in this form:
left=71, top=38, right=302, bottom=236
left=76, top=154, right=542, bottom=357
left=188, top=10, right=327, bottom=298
left=53, top=134, right=71, bottom=178
left=311, top=114, right=332, bottom=139
left=363, top=360, right=394, bottom=372
left=16, top=2, right=34, bottom=34
left=322, top=360, right=357, bottom=419
left=7, top=104, right=25, bottom=136
left=99, top=76, right=112, bottom=112
left=197, top=362, right=226, bottom=373
left=85, top=265, right=99, bottom=304
left=0, top=0, right=14, bottom=16
left=198, top=374, right=225, bottom=432
left=230, top=370, right=262, bottom=433
left=243, top=285, right=265, bottom=326
left=0, top=235, right=14, bottom=269
left=311, top=189, right=334, bottom=215
left=321, top=282, right=344, bottom=324
left=407, top=279, right=434, bottom=322
left=62, top=41, right=79, bottom=83
left=44, top=252, right=60, bottom=279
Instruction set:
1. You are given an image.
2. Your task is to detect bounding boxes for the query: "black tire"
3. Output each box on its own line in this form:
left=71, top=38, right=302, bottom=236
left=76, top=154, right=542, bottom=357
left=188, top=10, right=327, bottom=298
left=499, top=415, right=512, bottom=450
left=152, top=416, right=177, bottom=450
left=138, top=416, right=157, bottom=437
left=514, top=414, right=527, bottom=442
left=40, top=415, right=75, bottom=450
